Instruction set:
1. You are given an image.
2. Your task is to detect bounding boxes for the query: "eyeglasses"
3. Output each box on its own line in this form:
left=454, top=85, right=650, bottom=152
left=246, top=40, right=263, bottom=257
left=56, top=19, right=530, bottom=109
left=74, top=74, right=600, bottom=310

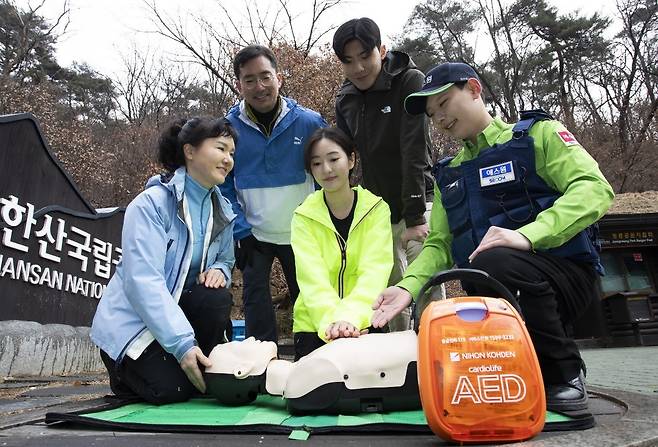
left=241, top=73, right=276, bottom=89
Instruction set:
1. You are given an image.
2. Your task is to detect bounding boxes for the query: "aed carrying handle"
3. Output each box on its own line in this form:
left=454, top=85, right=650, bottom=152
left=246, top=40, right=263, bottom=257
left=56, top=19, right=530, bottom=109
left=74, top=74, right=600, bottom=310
left=413, top=268, right=517, bottom=332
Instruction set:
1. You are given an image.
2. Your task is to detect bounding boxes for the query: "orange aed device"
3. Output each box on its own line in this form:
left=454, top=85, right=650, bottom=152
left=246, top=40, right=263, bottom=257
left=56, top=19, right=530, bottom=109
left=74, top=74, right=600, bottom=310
left=415, top=269, right=546, bottom=443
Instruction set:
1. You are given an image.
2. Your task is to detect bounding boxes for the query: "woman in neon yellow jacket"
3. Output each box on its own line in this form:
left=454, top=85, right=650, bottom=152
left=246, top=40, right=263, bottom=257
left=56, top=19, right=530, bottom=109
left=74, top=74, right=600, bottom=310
left=291, top=127, right=393, bottom=359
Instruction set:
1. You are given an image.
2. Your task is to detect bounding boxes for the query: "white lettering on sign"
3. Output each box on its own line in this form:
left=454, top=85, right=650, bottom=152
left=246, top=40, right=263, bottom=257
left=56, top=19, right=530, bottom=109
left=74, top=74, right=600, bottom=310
left=0, top=195, right=122, bottom=279
left=64, top=273, right=105, bottom=298
left=34, top=214, right=67, bottom=262
left=0, top=195, right=31, bottom=252
left=0, top=254, right=63, bottom=289
left=451, top=374, right=527, bottom=404
left=0, top=254, right=106, bottom=299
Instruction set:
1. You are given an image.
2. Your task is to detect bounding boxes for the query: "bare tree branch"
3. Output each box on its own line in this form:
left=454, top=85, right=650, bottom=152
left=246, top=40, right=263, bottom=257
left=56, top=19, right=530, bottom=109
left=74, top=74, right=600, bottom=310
left=145, top=1, right=239, bottom=96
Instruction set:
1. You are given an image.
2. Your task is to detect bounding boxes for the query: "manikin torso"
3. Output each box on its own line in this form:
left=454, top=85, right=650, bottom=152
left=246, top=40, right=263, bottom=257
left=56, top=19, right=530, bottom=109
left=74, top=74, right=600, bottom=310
left=205, top=331, right=418, bottom=401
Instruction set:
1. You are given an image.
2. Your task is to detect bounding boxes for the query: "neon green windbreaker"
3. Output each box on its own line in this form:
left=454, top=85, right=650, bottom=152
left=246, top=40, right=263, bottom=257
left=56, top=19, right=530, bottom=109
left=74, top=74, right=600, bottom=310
left=291, top=186, right=393, bottom=341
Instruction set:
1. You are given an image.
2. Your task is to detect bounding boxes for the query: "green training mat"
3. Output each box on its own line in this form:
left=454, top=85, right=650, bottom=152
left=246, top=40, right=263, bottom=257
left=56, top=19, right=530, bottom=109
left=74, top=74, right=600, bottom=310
left=45, top=394, right=595, bottom=435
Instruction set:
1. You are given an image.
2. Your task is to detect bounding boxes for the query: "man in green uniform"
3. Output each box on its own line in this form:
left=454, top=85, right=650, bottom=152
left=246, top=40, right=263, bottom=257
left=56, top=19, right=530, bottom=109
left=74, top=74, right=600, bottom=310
left=372, top=62, right=614, bottom=412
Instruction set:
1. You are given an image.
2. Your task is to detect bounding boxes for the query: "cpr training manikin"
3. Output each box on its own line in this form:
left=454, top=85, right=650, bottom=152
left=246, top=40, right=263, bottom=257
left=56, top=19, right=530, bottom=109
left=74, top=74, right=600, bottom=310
left=203, top=331, right=421, bottom=414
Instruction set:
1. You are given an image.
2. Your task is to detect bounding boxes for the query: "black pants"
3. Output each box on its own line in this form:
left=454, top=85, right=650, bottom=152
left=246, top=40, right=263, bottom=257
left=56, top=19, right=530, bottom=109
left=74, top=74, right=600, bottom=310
left=294, top=327, right=386, bottom=361
left=100, top=284, right=233, bottom=404
left=242, top=241, right=299, bottom=343
left=465, top=247, right=597, bottom=384
left=293, top=333, right=326, bottom=361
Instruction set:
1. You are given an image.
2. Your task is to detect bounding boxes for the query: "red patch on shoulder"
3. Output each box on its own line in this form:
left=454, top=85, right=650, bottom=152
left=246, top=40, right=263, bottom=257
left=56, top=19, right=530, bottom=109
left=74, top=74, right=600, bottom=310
left=557, top=130, right=579, bottom=146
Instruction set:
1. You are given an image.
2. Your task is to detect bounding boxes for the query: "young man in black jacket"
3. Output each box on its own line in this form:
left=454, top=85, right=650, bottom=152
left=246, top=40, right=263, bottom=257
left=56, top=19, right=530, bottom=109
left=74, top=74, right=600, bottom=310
left=333, top=18, right=437, bottom=329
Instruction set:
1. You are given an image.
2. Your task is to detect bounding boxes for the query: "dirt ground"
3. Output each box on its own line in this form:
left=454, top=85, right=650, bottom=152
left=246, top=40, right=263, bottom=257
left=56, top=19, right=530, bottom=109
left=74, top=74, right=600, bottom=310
left=607, top=190, right=658, bottom=214
left=229, top=259, right=293, bottom=338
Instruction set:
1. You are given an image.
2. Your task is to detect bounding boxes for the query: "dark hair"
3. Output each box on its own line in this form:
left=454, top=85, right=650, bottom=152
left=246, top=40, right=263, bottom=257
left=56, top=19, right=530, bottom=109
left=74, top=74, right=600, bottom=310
left=158, top=117, right=238, bottom=172
left=332, top=18, right=381, bottom=62
left=303, top=127, right=356, bottom=172
left=233, top=45, right=278, bottom=79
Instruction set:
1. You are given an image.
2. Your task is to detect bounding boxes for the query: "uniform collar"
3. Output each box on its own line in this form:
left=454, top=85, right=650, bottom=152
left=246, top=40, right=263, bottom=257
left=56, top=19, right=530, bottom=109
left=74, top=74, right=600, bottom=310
left=238, top=97, right=291, bottom=136
left=462, top=117, right=509, bottom=158
left=295, top=185, right=382, bottom=232
left=245, top=97, right=282, bottom=126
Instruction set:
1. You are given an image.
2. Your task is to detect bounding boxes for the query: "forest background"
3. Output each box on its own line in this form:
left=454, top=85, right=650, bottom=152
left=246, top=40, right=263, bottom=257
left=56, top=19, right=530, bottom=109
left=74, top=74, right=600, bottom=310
left=2, top=0, right=656, bottom=203
left=2, top=0, right=656, bottom=323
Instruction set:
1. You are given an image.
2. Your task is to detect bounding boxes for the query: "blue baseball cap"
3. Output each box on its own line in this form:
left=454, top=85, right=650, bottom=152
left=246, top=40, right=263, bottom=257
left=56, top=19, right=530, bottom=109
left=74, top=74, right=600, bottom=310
left=404, top=62, right=479, bottom=115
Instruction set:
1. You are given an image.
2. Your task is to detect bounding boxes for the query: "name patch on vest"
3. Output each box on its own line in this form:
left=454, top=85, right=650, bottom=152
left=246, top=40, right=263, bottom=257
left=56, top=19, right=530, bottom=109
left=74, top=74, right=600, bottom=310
left=479, top=162, right=515, bottom=187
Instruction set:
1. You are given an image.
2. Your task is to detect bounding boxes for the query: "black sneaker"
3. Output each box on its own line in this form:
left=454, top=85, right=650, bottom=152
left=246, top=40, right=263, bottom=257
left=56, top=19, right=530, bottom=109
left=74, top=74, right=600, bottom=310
left=545, top=370, right=589, bottom=412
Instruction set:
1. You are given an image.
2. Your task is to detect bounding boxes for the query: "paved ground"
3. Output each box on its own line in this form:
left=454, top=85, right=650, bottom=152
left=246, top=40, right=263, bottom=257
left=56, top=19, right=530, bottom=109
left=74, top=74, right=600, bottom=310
left=580, top=346, right=658, bottom=395
left=1, top=345, right=657, bottom=446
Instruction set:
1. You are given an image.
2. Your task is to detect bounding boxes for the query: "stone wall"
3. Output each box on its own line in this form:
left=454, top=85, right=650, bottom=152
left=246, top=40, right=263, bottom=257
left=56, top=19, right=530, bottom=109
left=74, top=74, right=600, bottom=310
left=0, top=320, right=103, bottom=377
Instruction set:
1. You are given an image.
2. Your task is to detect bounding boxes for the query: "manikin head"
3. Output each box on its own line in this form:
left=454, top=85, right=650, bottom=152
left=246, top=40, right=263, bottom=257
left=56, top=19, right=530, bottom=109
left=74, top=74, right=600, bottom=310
left=204, top=337, right=277, bottom=404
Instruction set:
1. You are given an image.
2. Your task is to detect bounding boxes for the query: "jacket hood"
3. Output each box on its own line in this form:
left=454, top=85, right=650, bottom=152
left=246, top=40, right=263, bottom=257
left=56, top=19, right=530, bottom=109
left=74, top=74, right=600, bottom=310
left=338, top=51, right=416, bottom=95
left=145, top=167, right=186, bottom=201
left=294, top=185, right=383, bottom=233
left=145, top=167, right=235, bottom=221
left=382, top=50, right=416, bottom=77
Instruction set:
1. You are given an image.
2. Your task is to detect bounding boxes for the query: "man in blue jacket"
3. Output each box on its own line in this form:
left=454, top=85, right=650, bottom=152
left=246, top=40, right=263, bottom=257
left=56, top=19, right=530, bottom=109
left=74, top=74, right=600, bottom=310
left=221, top=45, right=327, bottom=343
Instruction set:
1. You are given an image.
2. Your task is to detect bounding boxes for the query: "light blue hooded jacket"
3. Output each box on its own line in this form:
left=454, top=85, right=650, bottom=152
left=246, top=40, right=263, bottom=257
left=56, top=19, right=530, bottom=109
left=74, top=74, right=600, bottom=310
left=90, top=167, right=236, bottom=363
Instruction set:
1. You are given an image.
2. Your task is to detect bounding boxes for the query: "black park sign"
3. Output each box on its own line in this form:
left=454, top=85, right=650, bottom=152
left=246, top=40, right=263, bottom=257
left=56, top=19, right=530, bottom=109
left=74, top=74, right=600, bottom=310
left=0, top=114, right=124, bottom=326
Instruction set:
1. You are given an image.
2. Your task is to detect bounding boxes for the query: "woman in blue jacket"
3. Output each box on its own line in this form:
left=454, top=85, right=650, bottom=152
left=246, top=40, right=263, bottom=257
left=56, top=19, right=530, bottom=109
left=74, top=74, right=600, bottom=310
left=91, top=117, right=237, bottom=404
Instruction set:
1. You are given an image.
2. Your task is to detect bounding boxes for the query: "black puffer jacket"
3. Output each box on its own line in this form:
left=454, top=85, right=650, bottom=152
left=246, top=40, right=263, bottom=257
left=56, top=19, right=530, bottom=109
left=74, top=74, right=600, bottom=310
left=335, top=51, right=434, bottom=226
